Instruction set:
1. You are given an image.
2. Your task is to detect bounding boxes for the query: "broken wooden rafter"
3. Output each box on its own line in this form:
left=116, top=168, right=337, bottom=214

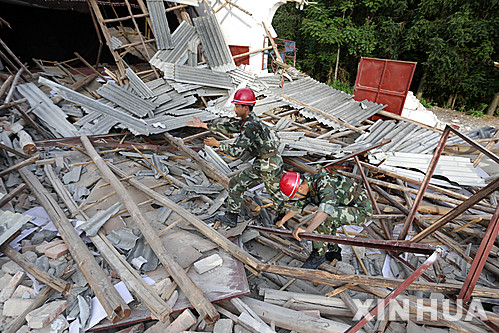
left=18, top=167, right=131, bottom=323
left=80, top=135, right=219, bottom=325
left=3, top=267, right=74, bottom=333
left=0, top=154, right=40, bottom=178
left=0, top=243, right=71, bottom=296
left=0, top=183, right=27, bottom=209
left=43, top=164, right=172, bottom=322
left=104, top=160, right=263, bottom=270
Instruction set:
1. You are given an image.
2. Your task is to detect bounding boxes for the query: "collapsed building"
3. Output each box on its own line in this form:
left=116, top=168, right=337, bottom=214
left=0, top=0, right=498, bottom=332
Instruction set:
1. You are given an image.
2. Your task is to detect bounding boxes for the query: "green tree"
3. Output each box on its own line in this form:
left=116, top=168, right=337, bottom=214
left=273, top=0, right=499, bottom=113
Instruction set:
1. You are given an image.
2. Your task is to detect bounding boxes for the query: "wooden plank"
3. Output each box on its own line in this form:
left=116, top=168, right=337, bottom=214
left=43, top=165, right=171, bottom=322
left=105, top=160, right=262, bottom=271
left=80, top=135, right=219, bottom=325
left=0, top=243, right=70, bottom=296
left=0, top=154, right=40, bottom=177
left=0, top=183, right=27, bottom=209
left=241, top=296, right=353, bottom=333
left=18, top=167, right=131, bottom=323
left=3, top=268, right=74, bottom=333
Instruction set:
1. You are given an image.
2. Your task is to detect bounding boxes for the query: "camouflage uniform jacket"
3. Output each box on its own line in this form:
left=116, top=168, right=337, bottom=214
left=291, top=172, right=364, bottom=215
left=207, top=112, right=281, bottom=171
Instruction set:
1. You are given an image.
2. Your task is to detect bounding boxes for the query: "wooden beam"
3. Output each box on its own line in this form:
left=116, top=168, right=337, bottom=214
left=0, top=243, right=71, bottom=296
left=0, top=183, right=27, bottom=209
left=80, top=135, right=219, bottom=325
left=0, top=154, right=40, bottom=178
left=262, top=22, right=283, bottom=63
left=259, top=263, right=499, bottom=298
left=18, top=167, right=131, bottom=323
left=43, top=165, right=171, bottom=322
left=3, top=268, right=74, bottom=333
left=163, top=132, right=230, bottom=188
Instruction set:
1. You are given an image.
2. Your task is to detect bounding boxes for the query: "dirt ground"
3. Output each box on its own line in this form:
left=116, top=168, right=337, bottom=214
left=430, top=106, right=499, bottom=131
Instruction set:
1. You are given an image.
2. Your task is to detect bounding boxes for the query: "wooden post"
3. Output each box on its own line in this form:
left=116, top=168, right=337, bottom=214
left=0, top=154, right=40, bottom=178
left=18, top=167, right=131, bottom=323
left=0, top=244, right=70, bottom=296
left=104, top=161, right=263, bottom=270
left=3, top=268, right=74, bottom=333
left=163, top=132, right=230, bottom=188
left=80, top=135, right=219, bottom=325
left=43, top=165, right=171, bottom=322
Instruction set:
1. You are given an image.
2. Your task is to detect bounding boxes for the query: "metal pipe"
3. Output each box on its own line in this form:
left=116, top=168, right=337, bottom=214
left=345, top=247, right=443, bottom=333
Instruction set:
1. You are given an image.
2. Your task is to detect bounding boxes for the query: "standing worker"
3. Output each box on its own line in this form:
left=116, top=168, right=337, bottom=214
left=277, top=171, right=373, bottom=269
left=186, top=88, right=285, bottom=227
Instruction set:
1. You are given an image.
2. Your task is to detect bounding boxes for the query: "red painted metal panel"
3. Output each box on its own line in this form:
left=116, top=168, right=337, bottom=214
left=229, top=45, right=250, bottom=66
left=353, top=57, right=417, bottom=116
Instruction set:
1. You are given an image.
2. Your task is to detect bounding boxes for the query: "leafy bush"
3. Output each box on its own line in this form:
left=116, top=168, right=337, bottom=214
left=420, top=98, right=435, bottom=109
left=459, top=103, right=488, bottom=117
left=330, top=80, right=354, bottom=94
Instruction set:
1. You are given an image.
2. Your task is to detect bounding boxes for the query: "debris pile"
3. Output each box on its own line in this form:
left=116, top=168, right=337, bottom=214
left=0, top=4, right=498, bottom=333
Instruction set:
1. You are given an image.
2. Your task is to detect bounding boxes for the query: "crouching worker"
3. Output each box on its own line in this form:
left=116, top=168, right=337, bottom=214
left=186, top=88, right=285, bottom=227
left=276, top=171, right=373, bottom=269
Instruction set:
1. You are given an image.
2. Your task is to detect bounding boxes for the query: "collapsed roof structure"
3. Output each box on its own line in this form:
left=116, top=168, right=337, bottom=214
left=0, top=1, right=498, bottom=332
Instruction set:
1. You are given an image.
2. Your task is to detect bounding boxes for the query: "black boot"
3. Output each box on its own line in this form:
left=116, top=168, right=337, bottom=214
left=216, top=212, right=238, bottom=227
left=325, top=248, right=342, bottom=262
left=301, top=249, right=326, bottom=269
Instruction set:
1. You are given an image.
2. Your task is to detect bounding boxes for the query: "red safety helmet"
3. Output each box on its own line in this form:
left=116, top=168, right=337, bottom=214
left=279, top=172, right=301, bottom=198
left=231, top=88, right=256, bottom=105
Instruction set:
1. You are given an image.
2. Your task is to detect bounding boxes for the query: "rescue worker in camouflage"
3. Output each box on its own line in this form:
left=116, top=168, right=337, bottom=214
left=277, top=171, right=373, bottom=269
left=186, top=88, right=285, bottom=227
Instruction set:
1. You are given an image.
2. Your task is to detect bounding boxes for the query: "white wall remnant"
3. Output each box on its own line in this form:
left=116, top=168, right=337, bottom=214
left=200, top=0, right=292, bottom=75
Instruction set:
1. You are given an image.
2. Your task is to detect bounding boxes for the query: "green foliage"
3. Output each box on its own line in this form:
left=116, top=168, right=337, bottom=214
left=330, top=80, right=354, bottom=94
left=420, top=98, right=436, bottom=109
left=272, top=0, right=499, bottom=113
left=462, top=103, right=488, bottom=117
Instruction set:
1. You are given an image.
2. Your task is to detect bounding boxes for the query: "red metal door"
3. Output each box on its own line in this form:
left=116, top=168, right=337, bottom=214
left=229, top=45, right=250, bottom=66
left=353, top=57, right=416, bottom=116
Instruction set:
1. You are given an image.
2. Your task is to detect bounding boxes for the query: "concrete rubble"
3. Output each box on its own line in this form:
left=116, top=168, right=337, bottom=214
left=0, top=3, right=498, bottom=333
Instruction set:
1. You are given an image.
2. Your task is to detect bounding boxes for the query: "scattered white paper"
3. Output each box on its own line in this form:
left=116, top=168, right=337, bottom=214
left=86, top=282, right=134, bottom=330
left=25, top=206, right=57, bottom=231
left=68, top=317, right=81, bottom=333
left=382, top=256, right=395, bottom=279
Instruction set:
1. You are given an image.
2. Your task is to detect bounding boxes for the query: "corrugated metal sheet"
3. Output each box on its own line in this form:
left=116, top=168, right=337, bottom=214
left=162, top=63, right=233, bottom=89
left=146, top=112, right=217, bottom=134
left=354, top=120, right=497, bottom=154
left=126, top=68, right=156, bottom=99
left=369, top=151, right=486, bottom=187
left=268, top=76, right=386, bottom=128
left=39, top=77, right=150, bottom=135
left=0, top=209, right=32, bottom=246
left=147, top=0, right=173, bottom=50
left=202, top=145, right=232, bottom=174
left=17, top=82, right=80, bottom=138
left=149, top=21, right=199, bottom=68
left=277, top=132, right=341, bottom=156
left=97, top=81, right=157, bottom=118
left=193, top=15, right=236, bottom=72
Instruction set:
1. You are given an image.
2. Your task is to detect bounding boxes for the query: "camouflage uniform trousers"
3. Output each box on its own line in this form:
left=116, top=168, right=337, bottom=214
left=226, top=163, right=284, bottom=215
left=312, top=191, right=373, bottom=255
